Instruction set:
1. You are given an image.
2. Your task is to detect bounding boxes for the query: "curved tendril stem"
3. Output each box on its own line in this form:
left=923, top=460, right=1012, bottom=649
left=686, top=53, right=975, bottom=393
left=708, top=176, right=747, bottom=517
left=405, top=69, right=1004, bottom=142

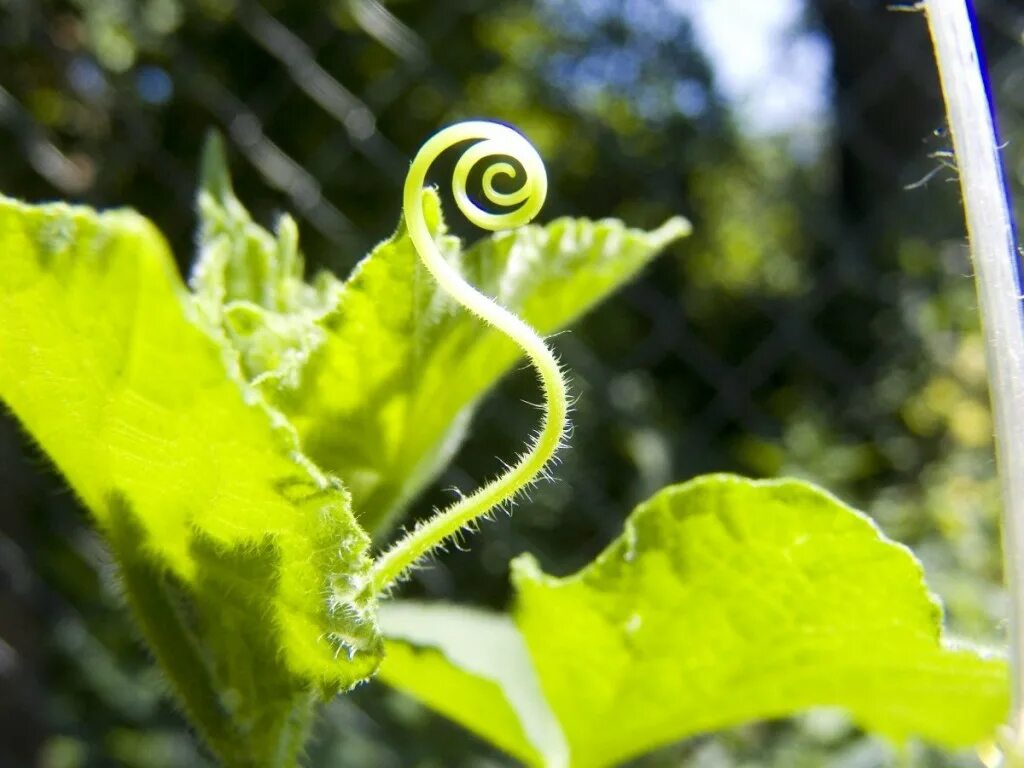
left=369, top=121, right=569, bottom=595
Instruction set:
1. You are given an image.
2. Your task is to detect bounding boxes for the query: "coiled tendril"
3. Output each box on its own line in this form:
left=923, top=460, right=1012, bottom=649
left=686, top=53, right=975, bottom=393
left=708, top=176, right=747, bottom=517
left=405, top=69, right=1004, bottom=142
left=369, top=121, right=569, bottom=594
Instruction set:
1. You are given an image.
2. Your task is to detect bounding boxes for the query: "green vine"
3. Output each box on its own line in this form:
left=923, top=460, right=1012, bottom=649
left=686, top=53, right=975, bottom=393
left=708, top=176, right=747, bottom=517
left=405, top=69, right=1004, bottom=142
left=369, top=120, right=570, bottom=594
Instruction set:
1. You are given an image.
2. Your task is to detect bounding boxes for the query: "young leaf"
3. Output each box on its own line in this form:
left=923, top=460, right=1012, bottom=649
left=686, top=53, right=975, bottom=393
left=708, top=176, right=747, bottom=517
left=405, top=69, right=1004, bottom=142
left=379, top=475, right=1008, bottom=768
left=192, top=134, right=332, bottom=392
left=193, top=158, right=689, bottom=536
left=0, top=196, right=382, bottom=748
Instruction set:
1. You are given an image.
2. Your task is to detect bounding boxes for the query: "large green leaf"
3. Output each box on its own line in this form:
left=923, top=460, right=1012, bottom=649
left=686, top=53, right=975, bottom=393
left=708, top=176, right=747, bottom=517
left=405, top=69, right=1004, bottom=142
left=191, top=139, right=689, bottom=536
left=0, top=195, right=382, bottom=758
left=379, top=475, right=1008, bottom=768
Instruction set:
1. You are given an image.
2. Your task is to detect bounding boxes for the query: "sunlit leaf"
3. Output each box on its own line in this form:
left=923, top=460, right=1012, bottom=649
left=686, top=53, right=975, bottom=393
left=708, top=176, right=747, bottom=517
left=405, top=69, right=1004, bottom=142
left=380, top=475, right=1008, bottom=768
left=192, top=143, right=689, bottom=536
left=381, top=603, right=565, bottom=767
left=0, top=195, right=382, bottom=718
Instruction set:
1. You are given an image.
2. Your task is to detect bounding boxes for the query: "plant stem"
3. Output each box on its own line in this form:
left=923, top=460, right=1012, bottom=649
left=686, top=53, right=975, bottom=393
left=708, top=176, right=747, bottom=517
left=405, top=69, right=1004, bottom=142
left=924, top=0, right=1024, bottom=737
left=110, top=503, right=315, bottom=767
left=106, top=501, right=242, bottom=764
left=370, top=121, right=569, bottom=593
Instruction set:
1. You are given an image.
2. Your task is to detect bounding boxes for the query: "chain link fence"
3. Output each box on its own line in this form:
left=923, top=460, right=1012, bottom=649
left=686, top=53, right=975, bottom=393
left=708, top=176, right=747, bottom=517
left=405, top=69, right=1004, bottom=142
left=1, top=0, right=1024, bottom=765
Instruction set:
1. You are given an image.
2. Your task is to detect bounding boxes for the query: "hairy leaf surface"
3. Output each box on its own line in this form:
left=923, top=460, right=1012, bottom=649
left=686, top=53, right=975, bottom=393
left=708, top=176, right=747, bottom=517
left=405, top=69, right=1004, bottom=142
left=0, top=195, right=382, bottom=702
left=379, top=475, right=1008, bottom=768
left=192, top=140, right=689, bottom=535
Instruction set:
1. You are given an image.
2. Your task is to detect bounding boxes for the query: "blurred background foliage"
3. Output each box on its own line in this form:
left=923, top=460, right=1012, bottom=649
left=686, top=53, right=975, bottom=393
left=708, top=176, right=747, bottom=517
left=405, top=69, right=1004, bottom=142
left=1, top=0, right=1023, bottom=766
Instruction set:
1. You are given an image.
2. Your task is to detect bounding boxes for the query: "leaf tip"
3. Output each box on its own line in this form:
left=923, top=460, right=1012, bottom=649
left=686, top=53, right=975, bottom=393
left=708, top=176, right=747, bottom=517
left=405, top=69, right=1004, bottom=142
left=200, top=130, right=234, bottom=203
left=654, top=215, right=692, bottom=247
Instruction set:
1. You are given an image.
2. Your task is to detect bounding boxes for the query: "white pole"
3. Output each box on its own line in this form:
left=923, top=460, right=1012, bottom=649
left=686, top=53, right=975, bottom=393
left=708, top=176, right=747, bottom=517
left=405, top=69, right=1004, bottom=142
left=924, top=0, right=1024, bottom=744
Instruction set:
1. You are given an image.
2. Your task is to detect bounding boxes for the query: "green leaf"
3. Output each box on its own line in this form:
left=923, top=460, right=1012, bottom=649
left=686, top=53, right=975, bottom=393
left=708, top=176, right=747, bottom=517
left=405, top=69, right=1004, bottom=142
left=0, top=195, right=382, bottom=757
left=193, top=167, right=689, bottom=536
left=380, top=603, right=566, bottom=767
left=302, top=195, right=687, bottom=536
left=379, top=475, right=1008, bottom=768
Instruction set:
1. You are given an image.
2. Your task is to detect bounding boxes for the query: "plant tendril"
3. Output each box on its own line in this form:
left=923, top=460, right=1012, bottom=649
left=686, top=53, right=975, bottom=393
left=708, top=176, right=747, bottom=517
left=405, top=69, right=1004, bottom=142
left=369, top=120, right=569, bottom=595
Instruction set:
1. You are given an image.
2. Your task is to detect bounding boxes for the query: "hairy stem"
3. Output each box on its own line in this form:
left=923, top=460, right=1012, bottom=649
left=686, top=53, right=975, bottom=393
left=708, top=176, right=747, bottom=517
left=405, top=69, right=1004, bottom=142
left=370, top=121, right=569, bottom=593
left=924, top=0, right=1024, bottom=738
left=110, top=500, right=315, bottom=767
left=106, top=501, right=241, bottom=764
